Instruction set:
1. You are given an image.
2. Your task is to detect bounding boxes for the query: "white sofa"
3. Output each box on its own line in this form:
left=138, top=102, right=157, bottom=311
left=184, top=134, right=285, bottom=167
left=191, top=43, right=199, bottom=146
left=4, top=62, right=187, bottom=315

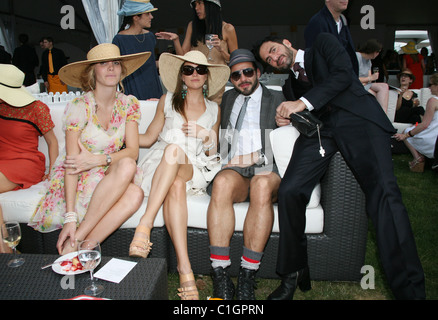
left=0, top=97, right=368, bottom=280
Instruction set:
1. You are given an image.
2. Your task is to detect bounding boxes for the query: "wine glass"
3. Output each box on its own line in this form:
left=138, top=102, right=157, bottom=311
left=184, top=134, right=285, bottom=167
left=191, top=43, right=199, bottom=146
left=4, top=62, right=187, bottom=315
left=1, top=221, right=25, bottom=267
left=78, top=239, right=104, bottom=296
left=372, top=67, right=379, bottom=82
left=205, top=34, right=214, bottom=61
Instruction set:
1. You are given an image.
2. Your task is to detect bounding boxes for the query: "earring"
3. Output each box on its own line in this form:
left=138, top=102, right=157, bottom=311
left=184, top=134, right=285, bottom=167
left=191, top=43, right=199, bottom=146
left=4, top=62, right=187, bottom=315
left=203, top=84, right=208, bottom=98
left=182, top=83, right=188, bottom=99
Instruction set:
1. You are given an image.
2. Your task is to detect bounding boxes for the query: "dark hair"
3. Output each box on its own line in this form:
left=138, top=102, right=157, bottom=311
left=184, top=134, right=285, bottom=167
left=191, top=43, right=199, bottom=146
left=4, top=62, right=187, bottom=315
left=171, top=63, right=209, bottom=121
left=358, top=39, right=382, bottom=54
left=42, top=36, right=54, bottom=44
left=191, top=1, right=223, bottom=48
left=253, top=35, right=285, bottom=69
left=118, top=14, right=143, bottom=32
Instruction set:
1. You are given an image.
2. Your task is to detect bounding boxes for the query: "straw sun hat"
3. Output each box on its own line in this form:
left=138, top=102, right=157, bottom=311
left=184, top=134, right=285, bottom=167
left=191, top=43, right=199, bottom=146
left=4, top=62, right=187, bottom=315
left=59, top=43, right=151, bottom=88
left=0, top=64, right=36, bottom=107
left=159, top=51, right=230, bottom=98
left=401, top=41, right=418, bottom=55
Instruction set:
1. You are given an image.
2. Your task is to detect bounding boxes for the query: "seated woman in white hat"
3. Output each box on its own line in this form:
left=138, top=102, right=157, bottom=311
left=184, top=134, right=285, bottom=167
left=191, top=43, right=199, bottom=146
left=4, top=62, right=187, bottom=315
left=130, top=50, right=229, bottom=300
left=29, top=44, right=151, bottom=256
left=0, top=64, right=58, bottom=253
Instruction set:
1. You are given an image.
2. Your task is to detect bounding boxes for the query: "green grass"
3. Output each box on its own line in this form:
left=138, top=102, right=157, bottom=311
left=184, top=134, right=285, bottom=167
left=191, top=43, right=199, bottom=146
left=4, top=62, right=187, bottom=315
left=167, top=154, right=438, bottom=300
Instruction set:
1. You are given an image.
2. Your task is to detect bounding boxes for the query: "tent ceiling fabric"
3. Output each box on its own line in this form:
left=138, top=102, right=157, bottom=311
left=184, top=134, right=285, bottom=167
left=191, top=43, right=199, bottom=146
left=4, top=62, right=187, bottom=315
left=2, top=0, right=437, bottom=30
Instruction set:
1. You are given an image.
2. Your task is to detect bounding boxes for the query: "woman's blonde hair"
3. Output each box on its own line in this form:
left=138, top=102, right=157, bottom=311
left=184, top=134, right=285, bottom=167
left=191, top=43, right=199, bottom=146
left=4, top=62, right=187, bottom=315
left=79, top=62, right=127, bottom=92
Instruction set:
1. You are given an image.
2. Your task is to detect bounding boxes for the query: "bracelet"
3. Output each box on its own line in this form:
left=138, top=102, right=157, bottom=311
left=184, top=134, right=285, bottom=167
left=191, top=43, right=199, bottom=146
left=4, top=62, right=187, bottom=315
left=64, top=211, right=77, bottom=224
left=202, top=140, right=215, bottom=152
left=408, top=130, right=414, bottom=137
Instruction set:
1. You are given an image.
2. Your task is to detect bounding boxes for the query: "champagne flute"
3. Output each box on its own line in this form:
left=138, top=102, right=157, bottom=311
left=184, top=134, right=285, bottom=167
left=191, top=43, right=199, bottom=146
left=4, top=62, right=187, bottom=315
left=205, top=34, right=214, bottom=61
left=1, top=221, right=25, bottom=267
left=78, top=239, right=104, bottom=296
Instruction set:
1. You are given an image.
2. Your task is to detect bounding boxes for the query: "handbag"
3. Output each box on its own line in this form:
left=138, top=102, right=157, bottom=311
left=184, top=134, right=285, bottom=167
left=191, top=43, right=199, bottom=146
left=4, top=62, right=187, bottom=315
left=289, top=110, right=323, bottom=138
left=289, top=110, right=326, bottom=157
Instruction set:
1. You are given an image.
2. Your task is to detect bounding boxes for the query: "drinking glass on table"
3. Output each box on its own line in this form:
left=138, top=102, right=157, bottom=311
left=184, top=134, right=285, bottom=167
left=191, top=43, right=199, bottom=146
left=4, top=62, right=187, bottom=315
left=78, top=239, right=104, bottom=296
left=1, top=221, right=25, bottom=267
left=205, top=34, right=215, bottom=61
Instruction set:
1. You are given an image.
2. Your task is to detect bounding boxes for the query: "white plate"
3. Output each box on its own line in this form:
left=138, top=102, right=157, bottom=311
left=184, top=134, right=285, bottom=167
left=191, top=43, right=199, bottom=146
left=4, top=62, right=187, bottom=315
left=52, top=251, right=99, bottom=275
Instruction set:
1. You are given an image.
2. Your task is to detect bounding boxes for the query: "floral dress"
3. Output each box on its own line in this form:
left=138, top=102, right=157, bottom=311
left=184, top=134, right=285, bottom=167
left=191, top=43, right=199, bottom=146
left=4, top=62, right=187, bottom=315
left=29, top=91, right=141, bottom=232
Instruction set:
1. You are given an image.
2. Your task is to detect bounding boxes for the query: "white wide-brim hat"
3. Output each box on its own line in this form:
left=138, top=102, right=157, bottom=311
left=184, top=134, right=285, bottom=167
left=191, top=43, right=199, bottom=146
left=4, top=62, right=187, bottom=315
left=0, top=64, right=36, bottom=107
left=159, top=51, right=230, bottom=98
left=59, top=43, right=151, bottom=88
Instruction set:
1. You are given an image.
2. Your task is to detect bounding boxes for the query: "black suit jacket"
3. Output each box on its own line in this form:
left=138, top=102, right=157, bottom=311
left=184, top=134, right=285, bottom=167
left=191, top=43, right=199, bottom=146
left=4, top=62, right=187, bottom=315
left=40, top=47, right=68, bottom=81
left=302, top=33, right=395, bottom=134
left=304, top=5, right=358, bottom=75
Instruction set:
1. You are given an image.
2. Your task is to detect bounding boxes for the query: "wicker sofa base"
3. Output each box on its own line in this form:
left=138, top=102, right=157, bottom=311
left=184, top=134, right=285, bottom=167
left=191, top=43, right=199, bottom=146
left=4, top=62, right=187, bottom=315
left=17, top=152, right=368, bottom=281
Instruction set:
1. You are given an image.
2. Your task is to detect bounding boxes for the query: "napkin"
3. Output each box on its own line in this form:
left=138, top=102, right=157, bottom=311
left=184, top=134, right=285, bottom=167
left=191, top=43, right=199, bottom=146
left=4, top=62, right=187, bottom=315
left=94, top=258, right=137, bottom=283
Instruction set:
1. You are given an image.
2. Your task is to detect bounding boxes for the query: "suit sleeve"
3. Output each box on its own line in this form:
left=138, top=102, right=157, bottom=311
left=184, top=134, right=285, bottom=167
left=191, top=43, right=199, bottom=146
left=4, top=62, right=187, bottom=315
left=302, top=33, right=354, bottom=111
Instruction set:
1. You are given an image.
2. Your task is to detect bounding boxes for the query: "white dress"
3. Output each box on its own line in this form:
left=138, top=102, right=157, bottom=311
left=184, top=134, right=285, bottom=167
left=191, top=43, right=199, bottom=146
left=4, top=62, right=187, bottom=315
left=138, top=92, right=221, bottom=196
left=406, top=96, right=438, bottom=158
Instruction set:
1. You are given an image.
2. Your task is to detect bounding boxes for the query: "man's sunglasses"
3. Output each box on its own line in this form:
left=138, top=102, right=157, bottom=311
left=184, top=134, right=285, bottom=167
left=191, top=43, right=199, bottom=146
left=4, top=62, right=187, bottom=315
left=230, top=68, right=255, bottom=81
left=181, top=65, right=209, bottom=76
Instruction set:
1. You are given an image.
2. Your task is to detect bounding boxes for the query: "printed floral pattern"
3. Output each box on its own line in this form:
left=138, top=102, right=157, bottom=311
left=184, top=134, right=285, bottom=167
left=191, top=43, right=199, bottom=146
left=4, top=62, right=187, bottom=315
left=29, top=91, right=141, bottom=232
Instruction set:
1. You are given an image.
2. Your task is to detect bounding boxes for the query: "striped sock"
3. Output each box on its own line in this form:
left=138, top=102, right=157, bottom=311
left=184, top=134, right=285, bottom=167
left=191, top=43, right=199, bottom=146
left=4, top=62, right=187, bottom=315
left=241, top=246, right=263, bottom=271
left=210, top=246, right=231, bottom=269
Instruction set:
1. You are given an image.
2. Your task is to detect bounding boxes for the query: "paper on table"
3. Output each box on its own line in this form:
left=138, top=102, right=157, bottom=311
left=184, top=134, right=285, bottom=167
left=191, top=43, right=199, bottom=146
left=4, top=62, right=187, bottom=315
left=94, top=258, right=137, bottom=283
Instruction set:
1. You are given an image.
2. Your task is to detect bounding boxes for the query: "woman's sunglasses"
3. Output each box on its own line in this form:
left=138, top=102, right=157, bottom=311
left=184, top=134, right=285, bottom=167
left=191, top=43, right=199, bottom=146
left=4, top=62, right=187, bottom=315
left=230, top=68, right=255, bottom=81
left=181, top=65, right=209, bottom=76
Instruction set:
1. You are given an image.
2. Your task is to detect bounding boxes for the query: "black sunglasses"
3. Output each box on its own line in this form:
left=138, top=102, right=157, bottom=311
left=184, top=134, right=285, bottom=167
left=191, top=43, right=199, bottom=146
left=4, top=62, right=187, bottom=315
left=181, top=65, right=209, bottom=76
left=230, top=68, right=255, bottom=81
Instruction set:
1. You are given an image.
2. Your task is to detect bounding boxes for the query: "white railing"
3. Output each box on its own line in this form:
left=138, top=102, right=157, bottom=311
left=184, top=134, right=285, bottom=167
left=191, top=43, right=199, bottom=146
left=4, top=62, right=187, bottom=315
left=32, top=91, right=83, bottom=105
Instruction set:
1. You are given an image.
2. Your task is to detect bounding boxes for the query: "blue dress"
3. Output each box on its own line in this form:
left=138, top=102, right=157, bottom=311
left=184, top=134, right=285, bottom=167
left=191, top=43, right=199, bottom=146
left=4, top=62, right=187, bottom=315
left=112, top=32, right=163, bottom=100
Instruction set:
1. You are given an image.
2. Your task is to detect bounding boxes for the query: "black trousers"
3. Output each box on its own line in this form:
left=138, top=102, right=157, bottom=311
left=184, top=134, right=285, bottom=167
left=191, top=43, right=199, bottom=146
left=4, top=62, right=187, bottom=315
left=277, top=107, right=425, bottom=299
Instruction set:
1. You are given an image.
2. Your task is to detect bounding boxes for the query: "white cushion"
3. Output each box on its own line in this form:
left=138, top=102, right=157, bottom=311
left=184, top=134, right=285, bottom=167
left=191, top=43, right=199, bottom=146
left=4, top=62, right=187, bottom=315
left=270, top=126, right=321, bottom=209
left=1, top=99, right=324, bottom=235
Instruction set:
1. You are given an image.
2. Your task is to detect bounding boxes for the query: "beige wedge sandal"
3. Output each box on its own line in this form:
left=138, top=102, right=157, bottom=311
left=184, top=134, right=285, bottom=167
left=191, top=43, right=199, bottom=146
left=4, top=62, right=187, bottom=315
left=129, top=225, right=153, bottom=258
left=177, top=272, right=199, bottom=300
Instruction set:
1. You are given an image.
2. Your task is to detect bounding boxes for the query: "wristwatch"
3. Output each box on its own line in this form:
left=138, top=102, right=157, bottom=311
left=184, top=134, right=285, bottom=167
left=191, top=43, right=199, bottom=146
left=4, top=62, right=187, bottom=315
left=256, top=151, right=267, bottom=166
left=106, top=154, right=112, bottom=166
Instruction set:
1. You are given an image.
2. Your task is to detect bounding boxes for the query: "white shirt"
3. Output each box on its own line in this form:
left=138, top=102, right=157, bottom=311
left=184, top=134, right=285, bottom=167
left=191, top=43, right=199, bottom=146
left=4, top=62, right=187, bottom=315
left=293, top=49, right=314, bottom=111
left=228, top=84, right=263, bottom=156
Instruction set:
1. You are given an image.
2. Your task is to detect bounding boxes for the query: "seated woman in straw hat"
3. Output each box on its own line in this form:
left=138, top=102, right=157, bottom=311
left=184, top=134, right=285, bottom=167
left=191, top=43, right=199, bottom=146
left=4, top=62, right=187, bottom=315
left=0, top=64, right=58, bottom=253
left=29, top=44, right=151, bottom=255
left=130, top=51, right=229, bottom=300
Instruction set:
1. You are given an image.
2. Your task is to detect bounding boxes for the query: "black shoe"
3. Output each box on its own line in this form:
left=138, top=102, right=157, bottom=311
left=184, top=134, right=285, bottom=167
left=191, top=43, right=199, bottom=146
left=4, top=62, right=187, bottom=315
left=236, top=267, right=257, bottom=300
left=267, top=267, right=311, bottom=300
left=211, top=267, right=235, bottom=300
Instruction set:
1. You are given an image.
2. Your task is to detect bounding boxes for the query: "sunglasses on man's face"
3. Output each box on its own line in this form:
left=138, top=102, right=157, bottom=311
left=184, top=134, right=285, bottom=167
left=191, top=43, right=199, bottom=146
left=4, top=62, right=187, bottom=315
left=181, top=65, right=209, bottom=76
left=230, top=68, right=255, bottom=81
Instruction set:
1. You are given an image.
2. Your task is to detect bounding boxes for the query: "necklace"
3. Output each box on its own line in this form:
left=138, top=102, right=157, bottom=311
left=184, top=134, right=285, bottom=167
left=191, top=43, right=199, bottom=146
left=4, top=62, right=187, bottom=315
left=134, top=32, right=146, bottom=43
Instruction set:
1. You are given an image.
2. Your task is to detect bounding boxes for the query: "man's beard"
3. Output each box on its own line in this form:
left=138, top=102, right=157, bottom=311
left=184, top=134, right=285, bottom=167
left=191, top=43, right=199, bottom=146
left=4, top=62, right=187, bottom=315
left=278, top=47, right=294, bottom=71
left=236, top=79, right=259, bottom=96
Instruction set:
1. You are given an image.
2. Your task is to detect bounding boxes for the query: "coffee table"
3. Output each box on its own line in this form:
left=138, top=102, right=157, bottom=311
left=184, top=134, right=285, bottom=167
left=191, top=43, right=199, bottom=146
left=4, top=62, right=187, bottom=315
left=0, top=254, right=168, bottom=300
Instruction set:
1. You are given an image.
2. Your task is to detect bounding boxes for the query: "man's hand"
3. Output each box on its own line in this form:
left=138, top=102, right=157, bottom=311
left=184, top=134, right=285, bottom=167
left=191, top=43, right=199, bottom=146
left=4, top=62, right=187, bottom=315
left=276, top=100, right=307, bottom=125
